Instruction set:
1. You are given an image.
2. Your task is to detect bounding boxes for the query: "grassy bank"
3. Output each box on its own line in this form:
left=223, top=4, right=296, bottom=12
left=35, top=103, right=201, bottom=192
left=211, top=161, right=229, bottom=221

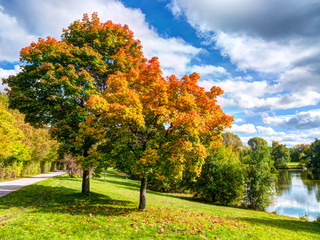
left=0, top=170, right=319, bottom=239
left=285, top=162, right=304, bottom=169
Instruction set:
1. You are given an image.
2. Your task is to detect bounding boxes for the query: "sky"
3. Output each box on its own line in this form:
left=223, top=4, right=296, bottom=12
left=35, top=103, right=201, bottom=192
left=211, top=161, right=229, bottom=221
left=1, top=0, right=320, bottom=147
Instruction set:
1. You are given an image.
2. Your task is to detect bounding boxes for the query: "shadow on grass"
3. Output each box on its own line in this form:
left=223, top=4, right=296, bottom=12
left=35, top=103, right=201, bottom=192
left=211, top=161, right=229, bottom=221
left=0, top=176, right=137, bottom=219
left=100, top=171, right=320, bottom=235
left=240, top=216, right=320, bottom=235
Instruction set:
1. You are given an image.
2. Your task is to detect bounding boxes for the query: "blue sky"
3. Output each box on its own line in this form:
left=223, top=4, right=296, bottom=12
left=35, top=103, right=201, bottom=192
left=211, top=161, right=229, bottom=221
left=1, top=0, right=320, bottom=146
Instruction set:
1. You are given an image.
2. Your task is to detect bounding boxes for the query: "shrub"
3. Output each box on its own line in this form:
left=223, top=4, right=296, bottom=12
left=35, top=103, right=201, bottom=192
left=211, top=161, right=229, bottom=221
left=194, top=146, right=245, bottom=205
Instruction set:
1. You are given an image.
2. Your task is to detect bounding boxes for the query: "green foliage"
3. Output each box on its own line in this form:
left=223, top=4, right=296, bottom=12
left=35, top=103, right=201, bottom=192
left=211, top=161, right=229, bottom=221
left=243, top=137, right=276, bottom=210
left=222, top=132, right=243, bottom=156
left=290, top=145, right=302, bottom=162
left=0, top=93, right=59, bottom=180
left=308, top=139, right=320, bottom=170
left=271, top=141, right=290, bottom=168
left=195, top=145, right=245, bottom=205
left=299, top=144, right=312, bottom=167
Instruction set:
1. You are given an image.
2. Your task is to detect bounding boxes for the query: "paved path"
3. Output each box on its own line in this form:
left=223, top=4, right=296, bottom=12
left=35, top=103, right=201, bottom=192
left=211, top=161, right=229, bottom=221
left=0, top=171, right=66, bottom=198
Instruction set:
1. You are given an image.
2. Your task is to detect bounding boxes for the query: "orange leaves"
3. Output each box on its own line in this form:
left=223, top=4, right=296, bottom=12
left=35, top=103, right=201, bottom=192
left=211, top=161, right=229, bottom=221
left=87, top=52, right=233, bottom=182
left=62, top=13, right=146, bottom=74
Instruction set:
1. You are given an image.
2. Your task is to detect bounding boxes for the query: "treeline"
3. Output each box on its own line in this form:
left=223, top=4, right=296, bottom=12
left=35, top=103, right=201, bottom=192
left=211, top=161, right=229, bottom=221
left=0, top=93, right=59, bottom=180
left=290, top=140, right=320, bottom=170
left=147, top=133, right=320, bottom=210
left=147, top=133, right=277, bottom=210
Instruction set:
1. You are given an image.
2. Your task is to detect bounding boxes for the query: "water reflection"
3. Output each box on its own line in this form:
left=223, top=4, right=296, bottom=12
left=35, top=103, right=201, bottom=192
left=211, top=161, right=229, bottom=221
left=266, top=170, right=320, bottom=221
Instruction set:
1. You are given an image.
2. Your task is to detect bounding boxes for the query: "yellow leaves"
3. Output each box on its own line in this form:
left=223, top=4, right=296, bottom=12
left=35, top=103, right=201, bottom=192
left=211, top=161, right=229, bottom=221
left=87, top=95, right=109, bottom=114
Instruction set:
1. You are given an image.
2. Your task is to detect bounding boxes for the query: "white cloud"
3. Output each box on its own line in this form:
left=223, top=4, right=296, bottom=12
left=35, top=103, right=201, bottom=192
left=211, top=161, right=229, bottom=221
left=234, top=118, right=245, bottom=123
left=263, top=109, right=320, bottom=129
left=0, top=65, right=21, bottom=91
left=191, top=64, right=228, bottom=77
left=0, top=7, right=37, bottom=62
left=199, top=76, right=320, bottom=110
left=168, top=0, right=320, bottom=110
left=256, top=126, right=285, bottom=136
left=214, top=32, right=310, bottom=73
left=0, top=0, right=201, bottom=76
left=228, top=123, right=256, bottom=134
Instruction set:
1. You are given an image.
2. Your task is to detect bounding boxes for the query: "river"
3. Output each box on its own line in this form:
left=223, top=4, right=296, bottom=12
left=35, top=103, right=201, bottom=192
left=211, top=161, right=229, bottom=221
left=266, top=169, right=320, bottom=221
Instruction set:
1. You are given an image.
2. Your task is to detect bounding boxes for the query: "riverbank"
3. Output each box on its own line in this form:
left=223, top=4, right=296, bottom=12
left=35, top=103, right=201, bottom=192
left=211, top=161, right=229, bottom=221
left=0, top=169, right=319, bottom=239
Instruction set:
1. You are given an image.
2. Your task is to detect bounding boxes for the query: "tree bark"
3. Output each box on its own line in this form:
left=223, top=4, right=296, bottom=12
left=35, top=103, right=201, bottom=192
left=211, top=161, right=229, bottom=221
left=82, top=169, right=90, bottom=194
left=82, top=150, right=90, bottom=194
left=139, top=177, right=147, bottom=210
left=50, top=161, right=56, bottom=172
left=40, top=161, right=45, bottom=173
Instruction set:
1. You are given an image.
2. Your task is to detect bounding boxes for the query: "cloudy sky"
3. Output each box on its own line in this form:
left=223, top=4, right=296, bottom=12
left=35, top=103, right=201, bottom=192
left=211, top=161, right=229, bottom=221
left=1, top=0, right=320, bottom=146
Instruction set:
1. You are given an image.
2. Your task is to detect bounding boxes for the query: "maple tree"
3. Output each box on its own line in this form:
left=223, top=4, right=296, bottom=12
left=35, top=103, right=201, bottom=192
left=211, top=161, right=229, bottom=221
left=87, top=57, right=233, bottom=209
left=3, top=13, right=145, bottom=193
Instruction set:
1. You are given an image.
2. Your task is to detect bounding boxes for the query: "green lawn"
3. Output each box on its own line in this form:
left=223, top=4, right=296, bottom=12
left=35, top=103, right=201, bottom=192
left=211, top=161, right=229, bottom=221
left=0, top=170, right=319, bottom=239
left=286, top=162, right=304, bottom=169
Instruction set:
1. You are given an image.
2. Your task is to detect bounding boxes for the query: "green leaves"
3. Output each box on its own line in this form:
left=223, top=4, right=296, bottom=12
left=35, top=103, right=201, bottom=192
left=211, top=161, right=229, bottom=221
left=0, top=93, right=59, bottom=179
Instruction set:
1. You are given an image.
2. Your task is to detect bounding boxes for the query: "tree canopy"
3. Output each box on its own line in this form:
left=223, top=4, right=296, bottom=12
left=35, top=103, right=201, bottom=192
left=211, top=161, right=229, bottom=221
left=3, top=13, right=146, bottom=193
left=271, top=141, right=290, bottom=168
left=88, top=58, right=233, bottom=209
left=3, top=13, right=233, bottom=208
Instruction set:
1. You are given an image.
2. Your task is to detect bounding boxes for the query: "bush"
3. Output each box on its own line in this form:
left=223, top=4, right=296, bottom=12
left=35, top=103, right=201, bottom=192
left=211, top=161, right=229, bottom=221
left=194, top=146, right=245, bottom=205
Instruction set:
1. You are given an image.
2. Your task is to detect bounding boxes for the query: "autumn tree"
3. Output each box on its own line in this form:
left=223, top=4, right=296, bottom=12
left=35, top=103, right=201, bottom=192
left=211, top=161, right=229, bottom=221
left=3, top=13, right=145, bottom=193
left=0, top=93, right=58, bottom=179
left=0, top=95, right=30, bottom=168
left=88, top=57, right=233, bottom=209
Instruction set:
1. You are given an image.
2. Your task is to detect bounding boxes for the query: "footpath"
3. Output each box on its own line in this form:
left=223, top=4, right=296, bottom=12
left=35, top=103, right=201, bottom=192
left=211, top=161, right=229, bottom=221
left=0, top=171, right=66, bottom=197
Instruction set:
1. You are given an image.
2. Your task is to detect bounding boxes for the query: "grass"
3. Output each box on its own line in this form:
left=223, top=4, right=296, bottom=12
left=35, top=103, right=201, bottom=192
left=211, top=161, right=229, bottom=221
left=285, top=162, right=304, bottom=169
left=0, top=170, right=319, bottom=239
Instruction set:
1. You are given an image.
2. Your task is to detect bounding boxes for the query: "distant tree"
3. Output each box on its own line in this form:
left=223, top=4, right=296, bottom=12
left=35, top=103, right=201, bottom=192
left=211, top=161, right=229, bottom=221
left=195, top=145, right=245, bottom=205
left=244, top=137, right=276, bottom=210
left=299, top=144, right=312, bottom=167
left=3, top=13, right=145, bottom=194
left=308, top=139, right=320, bottom=170
left=289, top=145, right=302, bottom=162
left=222, top=132, right=243, bottom=156
left=271, top=141, right=290, bottom=168
left=87, top=61, right=233, bottom=209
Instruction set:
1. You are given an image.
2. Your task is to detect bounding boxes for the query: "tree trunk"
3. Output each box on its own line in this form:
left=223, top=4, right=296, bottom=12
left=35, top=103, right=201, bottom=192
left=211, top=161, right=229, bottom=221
left=40, top=161, right=45, bottom=173
left=139, top=177, right=147, bottom=210
left=82, top=150, right=90, bottom=194
left=82, top=169, right=90, bottom=194
left=50, top=161, right=56, bottom=172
